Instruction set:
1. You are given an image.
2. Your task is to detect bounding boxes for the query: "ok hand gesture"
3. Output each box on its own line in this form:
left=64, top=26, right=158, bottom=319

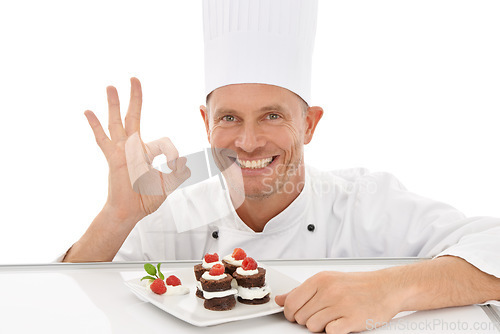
left=84, top=78, right=190, bottom=223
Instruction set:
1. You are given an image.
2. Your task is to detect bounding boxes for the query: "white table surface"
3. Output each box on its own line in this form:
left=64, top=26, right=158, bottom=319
left=0, top=258, right=498, bottom=334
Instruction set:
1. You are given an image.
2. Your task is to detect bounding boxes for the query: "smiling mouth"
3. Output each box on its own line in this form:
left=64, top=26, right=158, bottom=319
left=235, top=156, right=278, bottom=169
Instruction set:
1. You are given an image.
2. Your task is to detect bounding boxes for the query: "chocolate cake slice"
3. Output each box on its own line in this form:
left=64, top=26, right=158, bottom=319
left=233, top=267, right=266, bottom=287
left=232, top=257, right=271, bottom=305
left=199, top=264, right=237, bottom=311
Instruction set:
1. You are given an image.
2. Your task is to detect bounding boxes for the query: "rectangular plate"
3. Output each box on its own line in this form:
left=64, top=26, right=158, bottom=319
left=124, top=266, right=300, bottom=327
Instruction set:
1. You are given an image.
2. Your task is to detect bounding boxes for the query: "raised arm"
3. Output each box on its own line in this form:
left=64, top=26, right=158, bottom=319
left=63, top=78, right=190, bottom=262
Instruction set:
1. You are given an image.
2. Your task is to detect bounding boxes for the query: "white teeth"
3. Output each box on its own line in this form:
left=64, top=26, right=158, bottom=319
left=236, top=157, right=273, bottom=169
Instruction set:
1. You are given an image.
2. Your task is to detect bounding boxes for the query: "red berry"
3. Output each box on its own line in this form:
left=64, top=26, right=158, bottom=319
left=204, top=253, right=219, bottom=263
left=232, top=248, right=247, bottom=261
left=150, top=278, right=167, bottom=295
left=241, top=257, right=258, bottom=271
left=209, top=263, right=225, bottom=276
left=166, top=275, right=182, bottom=286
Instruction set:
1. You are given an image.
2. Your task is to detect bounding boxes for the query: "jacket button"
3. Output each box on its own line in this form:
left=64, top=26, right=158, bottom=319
left=212, top=231, right=219, bottom=239
left=307, top=224, right=315, bottom=232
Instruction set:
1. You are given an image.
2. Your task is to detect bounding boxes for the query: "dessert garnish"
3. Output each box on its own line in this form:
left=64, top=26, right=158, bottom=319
left=141, top=263, right=166, bottom=295
left=166, top=275, right=181, bottom=286
left=204, top=253, right=219, bottom=263
left=241, top=257, right=258, bottom=271
left=150, top=278, right=167, bottom=295
left=209, top=263, right=225, bottom=276
left=232, top=248, right=246, bottom=261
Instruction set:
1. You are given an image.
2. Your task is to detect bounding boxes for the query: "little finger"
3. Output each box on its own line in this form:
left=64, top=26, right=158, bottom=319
left=84, top=110, right=112, bottom=155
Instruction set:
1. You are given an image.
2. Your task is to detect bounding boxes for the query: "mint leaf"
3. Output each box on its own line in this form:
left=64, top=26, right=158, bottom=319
left=140, top=275, right=157, bottom=281
left=157, top=263, right=165, bottom=280
left=144, top=263, right=157, bottom=277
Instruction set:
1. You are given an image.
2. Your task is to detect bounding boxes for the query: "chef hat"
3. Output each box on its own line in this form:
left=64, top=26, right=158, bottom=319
left=203, top=0, right=318, bottom=106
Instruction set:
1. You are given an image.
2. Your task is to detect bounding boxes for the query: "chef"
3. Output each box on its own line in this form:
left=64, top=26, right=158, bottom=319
left=63, top=0, right=500, bottom=332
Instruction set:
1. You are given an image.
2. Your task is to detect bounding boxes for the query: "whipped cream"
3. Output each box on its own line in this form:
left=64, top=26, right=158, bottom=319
left=165, top=285, right=189, bottom=296
left=142, top=280, right=153, bottom=288
left=202, top=259, right=223, bottom=269
left=143, top=280, right=189, bottom=296
left=202, top=288, right=238, bottom=300
left=201, top=271, right=227, bottom=281
left=235, top=266, right=259, bottom=276
left=223, top=254, right=243, bottom=266
left=197, top=280, right=237, bottom=299
left=237, top=284, right=271, bottom=300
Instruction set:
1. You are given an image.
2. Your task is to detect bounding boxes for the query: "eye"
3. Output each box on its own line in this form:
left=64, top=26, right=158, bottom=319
left=222, top=115, right=236, bottom=122
left=266, top=113, right=281, bottom=120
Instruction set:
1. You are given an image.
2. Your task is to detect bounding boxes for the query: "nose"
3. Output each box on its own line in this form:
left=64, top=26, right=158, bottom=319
left=234, top=122, right=266, bottom=152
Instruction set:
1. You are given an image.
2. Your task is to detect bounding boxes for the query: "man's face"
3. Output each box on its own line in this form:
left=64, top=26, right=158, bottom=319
left=201, top=84, right=322, bottom=200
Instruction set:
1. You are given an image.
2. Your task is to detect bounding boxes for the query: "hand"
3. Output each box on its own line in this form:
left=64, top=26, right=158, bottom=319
left=275, top=270, right=401, bottom=333
left=84, top=77, right=190, bottom=223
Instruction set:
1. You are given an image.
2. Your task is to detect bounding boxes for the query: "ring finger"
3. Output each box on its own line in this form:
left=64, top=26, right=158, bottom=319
left=106, top=86, right=127, bottom=141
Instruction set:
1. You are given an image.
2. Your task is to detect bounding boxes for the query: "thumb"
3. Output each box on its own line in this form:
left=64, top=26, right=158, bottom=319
left=274, top=291, right=290, bottom=306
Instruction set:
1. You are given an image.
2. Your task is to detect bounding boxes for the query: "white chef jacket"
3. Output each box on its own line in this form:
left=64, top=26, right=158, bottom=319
left=115, top=166, right=500, bottom=279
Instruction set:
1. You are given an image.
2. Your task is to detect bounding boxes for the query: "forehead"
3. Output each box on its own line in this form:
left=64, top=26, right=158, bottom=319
left=207, top=83, right=304, bottom=114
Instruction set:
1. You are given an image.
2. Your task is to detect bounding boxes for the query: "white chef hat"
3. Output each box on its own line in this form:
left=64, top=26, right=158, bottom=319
left=203, top=0, right=318, bottom=106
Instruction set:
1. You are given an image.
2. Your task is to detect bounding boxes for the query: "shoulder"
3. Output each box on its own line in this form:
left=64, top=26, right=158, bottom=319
left=306, top=165, right=407, bottom=200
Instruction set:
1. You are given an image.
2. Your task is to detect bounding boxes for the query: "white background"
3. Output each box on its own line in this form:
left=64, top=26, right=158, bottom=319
left=0, top=0, right=498, bottom=264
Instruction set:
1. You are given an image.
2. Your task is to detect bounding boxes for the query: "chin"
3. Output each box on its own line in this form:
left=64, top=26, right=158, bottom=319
left=244, top=192, right=272, bottom=200
left=242, top=182, right=278, bottom=199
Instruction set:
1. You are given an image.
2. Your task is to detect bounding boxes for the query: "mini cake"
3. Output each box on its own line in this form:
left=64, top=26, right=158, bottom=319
left=232, top=257, right=271, bottom=305
left=199, top=264, right=237, bottom=311
left=194, top=253, right=223, bottom=299
left=222, top=248, right=247, bottom=275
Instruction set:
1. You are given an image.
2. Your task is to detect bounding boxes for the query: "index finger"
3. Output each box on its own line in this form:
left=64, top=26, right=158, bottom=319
left=282, top=279, right=318, bottom=322
left=125, top=77, right=142, bottom=136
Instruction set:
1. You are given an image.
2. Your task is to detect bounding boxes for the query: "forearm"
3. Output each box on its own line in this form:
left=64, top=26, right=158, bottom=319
left=63, top=206, right=142, bottom=262
left=388, top=255, right=500, bottom=312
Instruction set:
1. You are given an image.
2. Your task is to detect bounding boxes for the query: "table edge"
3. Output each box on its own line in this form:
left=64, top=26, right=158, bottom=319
left=0, top=257, right=427, bottom=272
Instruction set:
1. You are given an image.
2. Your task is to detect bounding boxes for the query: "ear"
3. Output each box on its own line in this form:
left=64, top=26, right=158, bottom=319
left=200, top=105, right=211, bottom=143
left=303, top=106, right=323, bottom=145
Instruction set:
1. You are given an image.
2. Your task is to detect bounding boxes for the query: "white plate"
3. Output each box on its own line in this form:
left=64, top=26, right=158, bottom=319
left=124, top=266, right=300, bottom=327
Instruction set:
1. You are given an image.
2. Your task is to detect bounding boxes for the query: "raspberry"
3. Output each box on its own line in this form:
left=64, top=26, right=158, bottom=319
left=209, top=263, right=225, bottom=276
left=232, top=248, right=247, bottom=261
left=166, top=275, right=182, bottom=286
left=241, top=257, right=258, bottom=271
left=150, top=278, right=167, bottom=295
left=204, top=253, right=219, bottom=263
